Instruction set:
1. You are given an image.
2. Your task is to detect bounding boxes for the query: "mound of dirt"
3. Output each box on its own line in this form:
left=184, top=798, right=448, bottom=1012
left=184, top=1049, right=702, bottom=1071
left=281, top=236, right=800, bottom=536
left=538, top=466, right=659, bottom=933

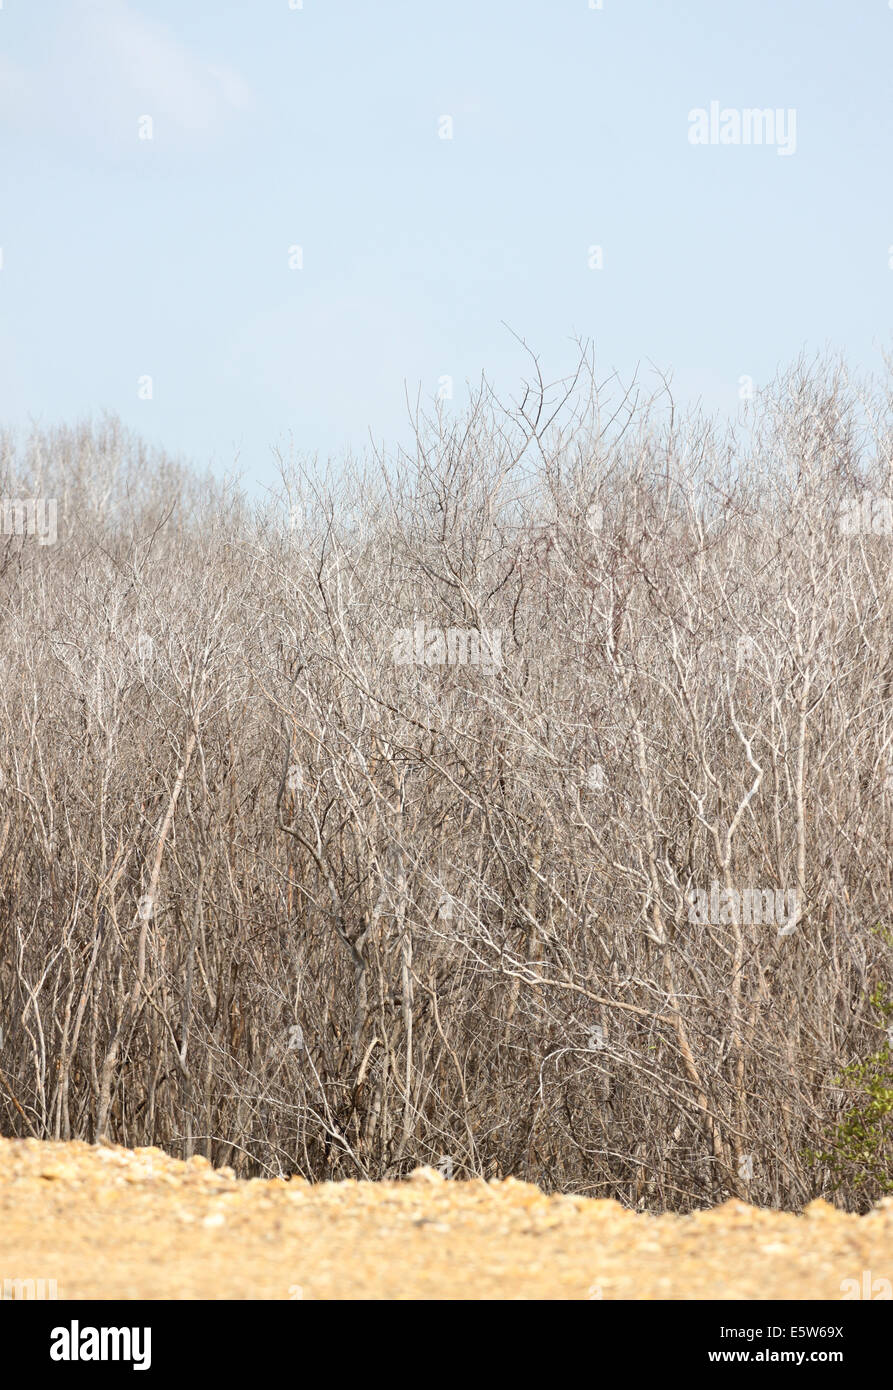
left=0, top=1138, right=890, bottom=1300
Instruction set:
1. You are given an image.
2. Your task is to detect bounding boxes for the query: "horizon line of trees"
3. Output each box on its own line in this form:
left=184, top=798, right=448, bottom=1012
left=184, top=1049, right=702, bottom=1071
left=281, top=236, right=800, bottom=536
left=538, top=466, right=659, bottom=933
left=0, top=348, right=891, bottom=1211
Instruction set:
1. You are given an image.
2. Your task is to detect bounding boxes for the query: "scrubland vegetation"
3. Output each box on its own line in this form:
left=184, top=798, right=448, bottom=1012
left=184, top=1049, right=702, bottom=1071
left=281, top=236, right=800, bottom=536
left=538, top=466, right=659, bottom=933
left=1, top=351, right=891, bottom=1210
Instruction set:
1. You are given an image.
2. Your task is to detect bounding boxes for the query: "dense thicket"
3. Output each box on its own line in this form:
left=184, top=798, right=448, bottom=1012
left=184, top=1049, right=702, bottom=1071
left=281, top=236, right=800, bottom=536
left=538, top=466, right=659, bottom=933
left=1, top=354, right=891, bottom=1210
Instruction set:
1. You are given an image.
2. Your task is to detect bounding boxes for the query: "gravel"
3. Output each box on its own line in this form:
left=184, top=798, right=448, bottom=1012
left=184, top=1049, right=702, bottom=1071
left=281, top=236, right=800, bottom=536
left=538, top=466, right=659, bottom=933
left=1, top=1138, right=891, bottom=1300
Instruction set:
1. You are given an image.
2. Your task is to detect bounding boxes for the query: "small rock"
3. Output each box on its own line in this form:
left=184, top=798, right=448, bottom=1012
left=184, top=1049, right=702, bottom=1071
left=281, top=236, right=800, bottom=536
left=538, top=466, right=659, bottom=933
left=408, top=1166, right=444, bottom=1184
left=39, top=1165, right=67, bottom=1180
left=802, top=1199, right=837, bottom=1219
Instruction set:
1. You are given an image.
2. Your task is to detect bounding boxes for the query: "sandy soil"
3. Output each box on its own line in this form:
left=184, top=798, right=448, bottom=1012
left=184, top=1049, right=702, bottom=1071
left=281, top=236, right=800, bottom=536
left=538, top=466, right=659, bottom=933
left=0, top=1137, right=891, bottom=1300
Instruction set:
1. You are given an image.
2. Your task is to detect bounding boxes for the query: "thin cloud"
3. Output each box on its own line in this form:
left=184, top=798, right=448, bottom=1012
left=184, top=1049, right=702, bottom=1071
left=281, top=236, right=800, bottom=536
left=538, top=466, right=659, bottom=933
left=2, top=0, right=253, bottom=152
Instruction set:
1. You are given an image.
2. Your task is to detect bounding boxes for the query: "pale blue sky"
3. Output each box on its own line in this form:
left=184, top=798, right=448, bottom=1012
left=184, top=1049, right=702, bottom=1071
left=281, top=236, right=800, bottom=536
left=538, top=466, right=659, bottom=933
left=1, top=1, right=891, bottom=488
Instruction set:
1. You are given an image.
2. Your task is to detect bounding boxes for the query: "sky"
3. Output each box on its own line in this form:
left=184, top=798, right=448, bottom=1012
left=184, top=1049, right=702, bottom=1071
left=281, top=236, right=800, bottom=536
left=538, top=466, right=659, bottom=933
left=1, top=1, right=892, bottom=490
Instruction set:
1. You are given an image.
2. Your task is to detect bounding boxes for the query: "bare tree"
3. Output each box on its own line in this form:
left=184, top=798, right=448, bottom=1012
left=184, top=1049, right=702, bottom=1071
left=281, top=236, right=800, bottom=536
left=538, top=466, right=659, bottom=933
left=0, top=357, right=890, bottom=1210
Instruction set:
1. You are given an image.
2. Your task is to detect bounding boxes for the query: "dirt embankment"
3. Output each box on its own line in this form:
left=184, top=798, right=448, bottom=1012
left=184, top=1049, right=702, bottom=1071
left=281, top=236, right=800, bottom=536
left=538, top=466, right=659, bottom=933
left=0, top=1138, right=891, bottom=1300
